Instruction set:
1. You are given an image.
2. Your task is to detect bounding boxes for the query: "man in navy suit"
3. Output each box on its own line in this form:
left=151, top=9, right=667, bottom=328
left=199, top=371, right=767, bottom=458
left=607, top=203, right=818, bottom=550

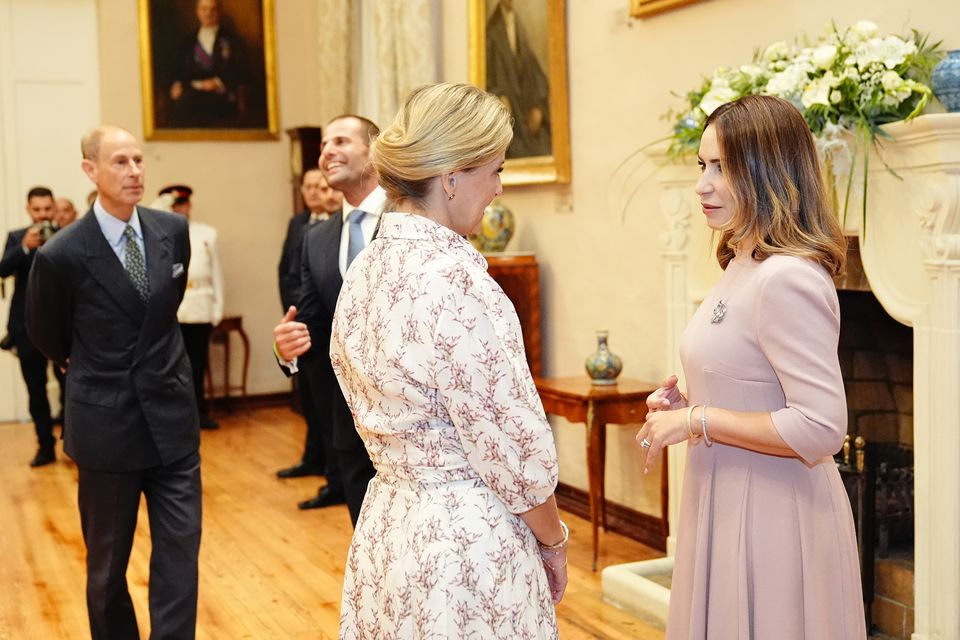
left=275, top=169, right=342, bottom=479
left=27, top=125, right=201, bottom=639
left=273, top=115, right=384, bottom=524
left=1, top=186, right=59, bottom=467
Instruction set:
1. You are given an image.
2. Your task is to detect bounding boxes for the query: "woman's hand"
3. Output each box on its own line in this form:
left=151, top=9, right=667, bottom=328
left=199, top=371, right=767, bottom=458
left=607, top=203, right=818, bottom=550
left=540, top=546, right=568, bottom=604
left=636, top=406, right=692, bottom=475
left=646, top=374, right=687, bottom=413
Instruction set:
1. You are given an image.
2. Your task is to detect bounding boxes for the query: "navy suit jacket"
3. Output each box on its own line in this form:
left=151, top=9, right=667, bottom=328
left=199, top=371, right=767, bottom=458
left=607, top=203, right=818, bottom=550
left=0, top=227, right=36, bottom=348
left=26, top=208, right=199, bottom=471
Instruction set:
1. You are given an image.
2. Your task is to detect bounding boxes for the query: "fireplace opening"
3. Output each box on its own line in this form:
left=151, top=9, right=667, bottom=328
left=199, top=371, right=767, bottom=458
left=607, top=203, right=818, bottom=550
left=836, top=238, right=914, bottom=638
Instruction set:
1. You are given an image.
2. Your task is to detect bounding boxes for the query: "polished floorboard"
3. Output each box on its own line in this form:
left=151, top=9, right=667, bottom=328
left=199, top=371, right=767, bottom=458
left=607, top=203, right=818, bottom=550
left=0, top=406, right=666, bottom=639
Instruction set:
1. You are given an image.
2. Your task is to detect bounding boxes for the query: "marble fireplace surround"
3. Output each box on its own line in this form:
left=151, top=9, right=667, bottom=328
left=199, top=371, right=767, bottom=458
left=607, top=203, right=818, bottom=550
left=602, top=114, right=960, bottom=639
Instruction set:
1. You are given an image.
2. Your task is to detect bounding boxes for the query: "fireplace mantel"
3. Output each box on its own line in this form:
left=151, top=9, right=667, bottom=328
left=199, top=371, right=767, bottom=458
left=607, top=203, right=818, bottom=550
left=637, top=113, right=960, bottom=640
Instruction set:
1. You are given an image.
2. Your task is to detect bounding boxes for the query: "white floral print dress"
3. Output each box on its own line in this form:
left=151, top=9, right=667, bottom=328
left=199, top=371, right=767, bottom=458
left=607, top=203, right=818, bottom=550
left=330, top=212, right=559, bottom=639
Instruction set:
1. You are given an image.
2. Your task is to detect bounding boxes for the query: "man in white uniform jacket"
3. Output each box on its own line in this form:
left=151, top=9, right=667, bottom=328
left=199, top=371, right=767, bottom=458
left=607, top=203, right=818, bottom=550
left=156, top=185, right=224, bottom=429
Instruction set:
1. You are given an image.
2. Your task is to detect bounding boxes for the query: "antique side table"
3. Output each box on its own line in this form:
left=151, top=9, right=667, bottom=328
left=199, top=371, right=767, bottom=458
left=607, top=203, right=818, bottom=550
left=535, top=376, right=660, bottom=570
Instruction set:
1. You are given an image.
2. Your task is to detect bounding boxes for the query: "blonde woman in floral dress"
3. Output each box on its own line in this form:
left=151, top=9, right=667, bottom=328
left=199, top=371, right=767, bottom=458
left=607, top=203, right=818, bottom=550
left=637, top=95, right=866, bottom=639
left=330, top=83, right=568, bottom=639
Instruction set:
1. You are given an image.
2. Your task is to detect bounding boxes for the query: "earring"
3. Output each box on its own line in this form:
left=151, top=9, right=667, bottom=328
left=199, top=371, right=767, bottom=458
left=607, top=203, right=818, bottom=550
left=447, top=192, right=455, bottom=200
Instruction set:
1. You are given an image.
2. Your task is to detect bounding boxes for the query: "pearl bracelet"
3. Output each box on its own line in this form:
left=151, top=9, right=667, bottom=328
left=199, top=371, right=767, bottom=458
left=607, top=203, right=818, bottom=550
left=538, top=521, right=570, bottom=551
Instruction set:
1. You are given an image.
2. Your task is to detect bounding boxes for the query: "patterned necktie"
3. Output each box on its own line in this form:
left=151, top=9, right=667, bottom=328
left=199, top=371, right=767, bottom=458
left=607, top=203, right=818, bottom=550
left=123, top=225, right=150, bottom=303
left=346, top=209, right=367, bottom=268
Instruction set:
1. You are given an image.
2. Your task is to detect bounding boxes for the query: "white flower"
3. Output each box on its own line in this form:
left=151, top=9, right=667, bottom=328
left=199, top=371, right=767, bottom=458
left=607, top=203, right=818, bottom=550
left=830, top=90, right=843, bottom=104
left=766, top=62, right=814, bottom=98
left=699, top=83, right=740, bottom=115
left=802, top=72, right=840, bottom=107
left=812, top=44, right=838, bottom=69
left=762, top=41, right=791, bottom=63
left=854, top=36, right=917, bottom=70
left=848, top=20, right=878, bottom=43
left=739, top=64, right=767, bottom=83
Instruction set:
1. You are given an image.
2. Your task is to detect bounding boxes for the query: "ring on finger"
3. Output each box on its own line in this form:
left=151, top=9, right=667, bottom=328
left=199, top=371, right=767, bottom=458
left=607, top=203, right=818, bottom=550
left=640, top=437, right=652, bottom=449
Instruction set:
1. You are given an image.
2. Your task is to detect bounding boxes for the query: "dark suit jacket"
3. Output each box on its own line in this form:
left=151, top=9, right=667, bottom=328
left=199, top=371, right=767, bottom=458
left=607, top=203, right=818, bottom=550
left=26, top=208, right=199, bottom=471
left=295, top=214, right=367, bottom=451
left=0, top=227, right=36, bottom=349
left=278, top=210, right=311, bottom=312
left=278, top=209, right=341, bottom=312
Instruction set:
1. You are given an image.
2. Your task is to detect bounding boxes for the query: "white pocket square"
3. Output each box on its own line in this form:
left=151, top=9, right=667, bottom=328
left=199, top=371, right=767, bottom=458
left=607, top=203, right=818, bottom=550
left=172, top=263, right=185, bottom=278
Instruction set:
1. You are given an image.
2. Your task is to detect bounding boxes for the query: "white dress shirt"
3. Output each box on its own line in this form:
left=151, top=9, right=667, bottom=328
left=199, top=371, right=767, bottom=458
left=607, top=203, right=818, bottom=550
left=338, top=186, right=387, bottom=277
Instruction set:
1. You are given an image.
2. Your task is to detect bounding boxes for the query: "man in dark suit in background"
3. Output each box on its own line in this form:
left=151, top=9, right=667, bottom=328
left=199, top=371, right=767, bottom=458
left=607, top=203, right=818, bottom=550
left=1, top=186, right=59, bottom=467
left=273, top=115, right=384, bottom=523
left=276, top=168, right=343, bottom=480
left=26, top=125, right=202, bottom=639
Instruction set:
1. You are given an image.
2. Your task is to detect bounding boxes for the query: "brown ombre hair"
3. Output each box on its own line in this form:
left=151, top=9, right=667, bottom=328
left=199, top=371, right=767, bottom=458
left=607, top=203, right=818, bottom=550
left=705, top=95, right=846, bottom=275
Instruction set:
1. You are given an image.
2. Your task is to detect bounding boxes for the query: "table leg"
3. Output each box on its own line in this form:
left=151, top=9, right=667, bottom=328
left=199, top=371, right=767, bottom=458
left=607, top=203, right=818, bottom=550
left=598, top=416, right=608, bottom=531
left=586, top=400, right=603, bottom=571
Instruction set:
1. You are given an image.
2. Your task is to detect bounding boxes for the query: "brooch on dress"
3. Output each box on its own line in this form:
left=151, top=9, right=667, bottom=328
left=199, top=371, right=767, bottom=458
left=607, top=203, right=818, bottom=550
left=710, top=299, right=727, bottom=324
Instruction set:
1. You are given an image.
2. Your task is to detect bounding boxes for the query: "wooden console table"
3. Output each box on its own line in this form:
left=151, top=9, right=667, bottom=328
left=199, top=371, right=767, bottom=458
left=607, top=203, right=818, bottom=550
left=535, top=376, right=660, bottom=570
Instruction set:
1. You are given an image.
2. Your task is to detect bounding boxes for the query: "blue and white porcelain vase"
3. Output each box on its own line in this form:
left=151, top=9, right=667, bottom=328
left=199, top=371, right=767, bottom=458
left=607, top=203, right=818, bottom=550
left=585, top=330, right=622, bottom=386
left=932, top=50, right=960, bottom=113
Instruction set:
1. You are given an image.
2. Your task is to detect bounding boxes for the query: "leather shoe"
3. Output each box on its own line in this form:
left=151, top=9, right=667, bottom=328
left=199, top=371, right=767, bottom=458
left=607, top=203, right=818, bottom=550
left=30, top=447, right=55, bottom=468
left=277, top=462, right=325, bottom=479
left=199, top=415, right=220, bottom=430
left=298, top=486, right=346, bottom=510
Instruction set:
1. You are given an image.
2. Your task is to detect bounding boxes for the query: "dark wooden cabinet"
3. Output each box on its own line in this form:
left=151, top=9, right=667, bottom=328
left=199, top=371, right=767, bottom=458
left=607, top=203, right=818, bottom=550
left=286, top=126, right=323, bottom=213
left=485, top=253, right=542, bottom=378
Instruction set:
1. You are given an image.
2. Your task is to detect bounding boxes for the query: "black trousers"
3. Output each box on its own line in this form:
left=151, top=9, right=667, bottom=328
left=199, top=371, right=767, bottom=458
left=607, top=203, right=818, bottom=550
left=179, top=323, right=212, bottom=418
left=296, top=364, right=326, bottom=470
left=301, top=359, right=341, bottom=494
left=78, top=450, right=202, bottom=640
left=330, top=373, right=375, bottom=527
left=16, top=340, right=54, bottom=450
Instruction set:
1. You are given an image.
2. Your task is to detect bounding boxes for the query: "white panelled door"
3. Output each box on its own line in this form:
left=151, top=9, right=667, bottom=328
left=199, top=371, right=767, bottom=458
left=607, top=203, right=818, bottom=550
left=0, top=0, right=100, bottom=422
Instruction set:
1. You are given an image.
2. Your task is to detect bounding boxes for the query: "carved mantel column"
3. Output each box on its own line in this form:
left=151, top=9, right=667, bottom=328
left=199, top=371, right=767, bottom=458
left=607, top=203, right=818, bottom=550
left=865, top=114, right=960, bottom=640
left=648, top=114, right=960, bottom=637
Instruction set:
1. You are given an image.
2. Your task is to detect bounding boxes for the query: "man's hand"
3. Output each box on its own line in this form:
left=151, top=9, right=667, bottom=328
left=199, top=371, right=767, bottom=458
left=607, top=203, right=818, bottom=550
left=273, top=306, right=311, bottom=361
left=170, top=81, right=183, bottom=101
left=22, top=227, right=43, bottom=251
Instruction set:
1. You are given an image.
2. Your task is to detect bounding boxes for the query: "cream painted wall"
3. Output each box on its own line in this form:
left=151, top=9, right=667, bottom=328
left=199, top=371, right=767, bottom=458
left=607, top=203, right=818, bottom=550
left=442, top=0, right=960, bottom=517
left=96, top=1, right=323, bottom=397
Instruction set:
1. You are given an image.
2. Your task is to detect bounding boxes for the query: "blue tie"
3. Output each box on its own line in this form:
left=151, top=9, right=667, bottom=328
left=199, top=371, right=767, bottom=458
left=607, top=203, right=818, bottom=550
left=346, top=209, right=367, bottom=268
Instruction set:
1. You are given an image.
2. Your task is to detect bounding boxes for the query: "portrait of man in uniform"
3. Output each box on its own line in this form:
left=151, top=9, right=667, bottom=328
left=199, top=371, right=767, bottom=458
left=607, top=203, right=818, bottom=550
left=139, top=0, right=278, bottom=140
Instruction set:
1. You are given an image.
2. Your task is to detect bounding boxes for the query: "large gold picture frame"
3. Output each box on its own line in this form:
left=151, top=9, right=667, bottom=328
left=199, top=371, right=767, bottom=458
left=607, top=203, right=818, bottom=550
left=469, top=0, right=570, bottom=186
left=138, top=0, right=279, bottom=141
left=630, top=0, right=709, bottom=18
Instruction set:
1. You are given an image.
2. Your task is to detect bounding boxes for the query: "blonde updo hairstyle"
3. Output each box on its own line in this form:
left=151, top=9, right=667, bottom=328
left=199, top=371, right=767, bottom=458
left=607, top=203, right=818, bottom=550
left=371, top=83, right=513, bottom=210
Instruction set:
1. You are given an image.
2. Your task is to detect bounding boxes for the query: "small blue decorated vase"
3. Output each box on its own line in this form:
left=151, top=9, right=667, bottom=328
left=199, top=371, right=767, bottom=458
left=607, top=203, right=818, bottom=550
left=932, top=50, right=960, bottom=113
left=585, top=330, right=623, bottom=386
left=468, top=199, right=515, bottom=253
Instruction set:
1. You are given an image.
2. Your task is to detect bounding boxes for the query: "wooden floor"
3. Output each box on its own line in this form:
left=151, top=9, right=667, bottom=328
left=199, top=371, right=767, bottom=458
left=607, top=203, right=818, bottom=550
left=0, top=406, right=666, bottom=639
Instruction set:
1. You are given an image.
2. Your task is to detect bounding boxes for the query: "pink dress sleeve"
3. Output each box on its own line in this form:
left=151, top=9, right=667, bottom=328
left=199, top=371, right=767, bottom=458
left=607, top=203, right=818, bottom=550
left=432, top=272, right=558, bottom=514
left=758, top=259, right=847, bottom=464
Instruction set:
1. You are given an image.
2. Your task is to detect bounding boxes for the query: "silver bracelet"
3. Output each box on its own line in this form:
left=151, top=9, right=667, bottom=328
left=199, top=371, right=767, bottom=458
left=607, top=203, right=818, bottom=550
left=701, top=404, right=713, bottom=447
left=538, top=521, right=569, bottom=551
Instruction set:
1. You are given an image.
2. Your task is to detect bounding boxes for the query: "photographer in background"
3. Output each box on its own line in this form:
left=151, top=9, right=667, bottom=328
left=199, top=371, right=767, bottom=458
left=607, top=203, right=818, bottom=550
left=0, top=186, right=60, bottom=467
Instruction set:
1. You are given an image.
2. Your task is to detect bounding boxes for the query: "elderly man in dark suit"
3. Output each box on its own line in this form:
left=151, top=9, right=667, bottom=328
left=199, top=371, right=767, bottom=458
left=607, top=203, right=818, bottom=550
left=275, top=168, right=342, bottom=480
left=26, top=125, right=201, bottom=639
left=1, top=186, right=59, bottom=467
left=273, top=114, right=384, bottom=523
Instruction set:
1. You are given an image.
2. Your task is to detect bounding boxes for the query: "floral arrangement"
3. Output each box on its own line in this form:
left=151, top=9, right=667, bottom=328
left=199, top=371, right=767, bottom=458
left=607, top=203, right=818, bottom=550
left=666, top=20, right=942, bottom=226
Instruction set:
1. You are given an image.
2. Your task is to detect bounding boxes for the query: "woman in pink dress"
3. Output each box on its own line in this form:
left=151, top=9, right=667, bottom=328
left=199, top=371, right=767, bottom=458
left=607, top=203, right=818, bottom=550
left=637, top=95, right=866, bottom=639
left=330, top=83, right=568, bottom=639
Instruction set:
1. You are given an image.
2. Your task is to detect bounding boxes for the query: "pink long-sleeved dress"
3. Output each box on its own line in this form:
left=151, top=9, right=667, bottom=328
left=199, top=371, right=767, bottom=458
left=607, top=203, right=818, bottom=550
left=669, top=253, right=866, bottom=639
